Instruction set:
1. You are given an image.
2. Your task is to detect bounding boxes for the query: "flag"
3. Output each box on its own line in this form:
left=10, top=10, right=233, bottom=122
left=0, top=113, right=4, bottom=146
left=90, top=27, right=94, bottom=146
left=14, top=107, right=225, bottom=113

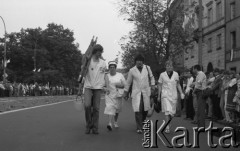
left=33, top=68, right=36, bottom=72
left=230, top=49, right=233, bottom=61
left=3, top=59, right=11, bottom=68
left=182, top=14, right=189, bottom=30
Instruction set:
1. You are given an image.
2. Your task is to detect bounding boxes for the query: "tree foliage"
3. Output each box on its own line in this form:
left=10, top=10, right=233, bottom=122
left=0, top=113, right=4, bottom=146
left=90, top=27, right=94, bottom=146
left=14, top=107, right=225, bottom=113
left=118, top=0, right=193, bottom=75
left=0, top=23, right=82, bottom=86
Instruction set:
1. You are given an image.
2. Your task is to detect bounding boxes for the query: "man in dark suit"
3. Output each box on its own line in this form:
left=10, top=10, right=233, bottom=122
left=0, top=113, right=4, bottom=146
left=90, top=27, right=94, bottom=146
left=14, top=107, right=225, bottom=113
left=210, top=68, right=223, bottom=120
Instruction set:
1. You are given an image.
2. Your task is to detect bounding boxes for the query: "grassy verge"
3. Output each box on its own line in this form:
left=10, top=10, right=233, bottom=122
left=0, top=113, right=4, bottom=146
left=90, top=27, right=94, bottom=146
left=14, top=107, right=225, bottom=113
left=0, top=95, right=76, bottom=112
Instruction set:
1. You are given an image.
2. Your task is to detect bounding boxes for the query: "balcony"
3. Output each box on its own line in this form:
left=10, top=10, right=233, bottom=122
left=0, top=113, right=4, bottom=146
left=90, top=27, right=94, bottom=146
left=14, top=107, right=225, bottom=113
left=226, top=47, right=240, bottom=62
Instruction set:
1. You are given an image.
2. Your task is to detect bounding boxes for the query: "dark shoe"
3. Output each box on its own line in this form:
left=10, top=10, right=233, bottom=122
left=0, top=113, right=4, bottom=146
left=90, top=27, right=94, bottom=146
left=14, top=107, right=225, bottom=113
left=107, top=124, right=112, bottom=131
left=85, top=128, right=91, bottom=134
left=218, top=119, right=227, bottom=123
left=191, top=121, right=197, bottom=124
left=184, top=117, right=191, bottom=121
left=92, top=129, right=99, bottom=135
left=211, top=116, right=219, bottom=120
left=175, top=114, right=181, bottom=117
left=205, top=116, right=211, bottom=119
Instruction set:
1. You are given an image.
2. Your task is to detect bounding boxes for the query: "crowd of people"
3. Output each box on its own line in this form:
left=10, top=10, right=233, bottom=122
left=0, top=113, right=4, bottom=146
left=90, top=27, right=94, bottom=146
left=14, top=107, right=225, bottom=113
left=0, top=82, right=77, bottom=97
left=181, top=67, right=240, bottom=126
left=78, top=44, right=240, bottom=135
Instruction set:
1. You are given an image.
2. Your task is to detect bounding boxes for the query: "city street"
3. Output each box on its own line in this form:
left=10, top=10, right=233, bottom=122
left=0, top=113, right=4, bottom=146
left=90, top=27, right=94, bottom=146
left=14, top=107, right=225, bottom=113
left=0, top=97, right=239, bottom=151
left=1, top=0, right=240, bottom=151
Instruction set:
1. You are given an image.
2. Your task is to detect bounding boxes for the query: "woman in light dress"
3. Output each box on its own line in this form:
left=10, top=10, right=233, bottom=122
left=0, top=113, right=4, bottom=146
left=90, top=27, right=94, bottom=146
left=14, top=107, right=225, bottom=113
left=104, top=61, right=126, bottom=131
left=157, top=60, right=184, bottom=133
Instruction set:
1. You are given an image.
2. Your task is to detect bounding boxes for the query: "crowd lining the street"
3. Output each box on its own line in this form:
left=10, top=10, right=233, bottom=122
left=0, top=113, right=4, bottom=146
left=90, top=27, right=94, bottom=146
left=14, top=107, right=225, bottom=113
left=180, top=68, right=240, bottom=126
left=0, top=82, right=78, bottom=97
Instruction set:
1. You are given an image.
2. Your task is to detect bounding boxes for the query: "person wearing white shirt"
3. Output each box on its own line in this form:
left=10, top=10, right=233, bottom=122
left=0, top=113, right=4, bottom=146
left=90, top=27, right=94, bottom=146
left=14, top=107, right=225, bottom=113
left=81, top=44, right=107, bottom=135
left=193, top=65, right=207, bottom=127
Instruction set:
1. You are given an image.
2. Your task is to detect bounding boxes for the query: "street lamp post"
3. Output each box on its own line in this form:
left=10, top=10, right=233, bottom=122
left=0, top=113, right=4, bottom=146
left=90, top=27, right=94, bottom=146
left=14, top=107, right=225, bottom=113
left=32, top=34, right=52, bottom=83
left=0, top=16, right=7, bottom=83
left=33, top=39, right=37, bottom=83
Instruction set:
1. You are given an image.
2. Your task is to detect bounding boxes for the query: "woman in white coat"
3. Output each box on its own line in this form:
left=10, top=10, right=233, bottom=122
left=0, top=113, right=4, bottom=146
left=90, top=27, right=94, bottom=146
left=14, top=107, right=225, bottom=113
left=157, top=60, right=184, bottom=133
left=123, top=54, right=155, bottom=134
left=104, top=61, right=126, bottom=131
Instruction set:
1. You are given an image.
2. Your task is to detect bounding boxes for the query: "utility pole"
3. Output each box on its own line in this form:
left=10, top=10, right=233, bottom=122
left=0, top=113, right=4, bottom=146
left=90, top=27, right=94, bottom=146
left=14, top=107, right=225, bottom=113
left=198, top=0, right=203, bottom=66
left=33, top=40, right=37, bottom=83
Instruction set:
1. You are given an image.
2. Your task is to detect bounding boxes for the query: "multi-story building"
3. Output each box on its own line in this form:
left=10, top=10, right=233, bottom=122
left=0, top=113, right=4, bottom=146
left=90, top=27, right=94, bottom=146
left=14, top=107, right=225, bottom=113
left=170, top=0, right=198, bottom=71
left=202, top=0, right=225, bottom=72
left=169, top=0, right=185, bottom=70
left=182, top=0, right=226, bottom=72
left=182, top=0, right=199, bottom=69
left=225, top=0, right=240, bottom=73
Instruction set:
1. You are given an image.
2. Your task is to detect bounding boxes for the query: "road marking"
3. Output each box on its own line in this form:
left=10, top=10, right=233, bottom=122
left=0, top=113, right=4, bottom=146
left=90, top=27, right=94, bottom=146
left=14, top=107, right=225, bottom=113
left=0, top=99, right=74, bottom=115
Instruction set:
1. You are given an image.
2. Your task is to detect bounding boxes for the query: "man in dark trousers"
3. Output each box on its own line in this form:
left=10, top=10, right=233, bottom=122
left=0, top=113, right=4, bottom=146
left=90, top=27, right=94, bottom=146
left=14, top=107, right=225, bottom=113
left=193, top=65, right=207, bottom=128
left=210, top=68, right=223, bottom=120
left=123, top=54, right=155, bottom=134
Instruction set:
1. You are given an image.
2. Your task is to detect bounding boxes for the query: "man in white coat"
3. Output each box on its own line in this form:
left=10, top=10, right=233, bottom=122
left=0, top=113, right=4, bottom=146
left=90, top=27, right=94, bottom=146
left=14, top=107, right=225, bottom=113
left=123, top=54, right=155, bottom=134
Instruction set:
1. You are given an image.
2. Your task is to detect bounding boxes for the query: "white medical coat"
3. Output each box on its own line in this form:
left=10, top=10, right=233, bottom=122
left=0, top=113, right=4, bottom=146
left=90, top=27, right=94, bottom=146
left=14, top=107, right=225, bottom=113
left=124, top=65, right=155, bottom=112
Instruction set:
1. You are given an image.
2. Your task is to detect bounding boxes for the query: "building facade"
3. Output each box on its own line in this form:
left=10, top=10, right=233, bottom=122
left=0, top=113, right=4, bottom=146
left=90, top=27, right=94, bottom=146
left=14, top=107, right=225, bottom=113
left=182, top=0, right=199, bottom=69
left=202, top=0, right=225, bottom=72
left=181, top=0, right=226, bottom=72
left=225, top=0, right=240, bottom=73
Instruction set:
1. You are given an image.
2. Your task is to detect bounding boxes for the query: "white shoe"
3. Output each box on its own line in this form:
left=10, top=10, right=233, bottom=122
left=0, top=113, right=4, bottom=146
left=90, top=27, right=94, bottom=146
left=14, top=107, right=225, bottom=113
left=114, top=122, right=119, bottom=128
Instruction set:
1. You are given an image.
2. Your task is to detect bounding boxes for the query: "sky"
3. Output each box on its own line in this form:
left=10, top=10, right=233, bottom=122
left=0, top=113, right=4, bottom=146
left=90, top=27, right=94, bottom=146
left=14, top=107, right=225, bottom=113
left=0, top=0, right=133, bottom=68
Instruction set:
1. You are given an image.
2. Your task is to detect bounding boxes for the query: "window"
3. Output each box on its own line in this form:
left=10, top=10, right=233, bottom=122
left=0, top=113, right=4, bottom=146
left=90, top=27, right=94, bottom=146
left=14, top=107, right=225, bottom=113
left=231, top=31, right=236, bottom=49
left=208, top=38, right=212, bottom=52
left=208, top=8, right=213, bottom=25
left=217, top=34, right=221, bottom=50
left=230, top=67, right=236, bottom=72
left=190, top=49, right=195, bottom=58
left=230, top=2, right=236, bottom=20
left=216, top=2, right=222, bottom=20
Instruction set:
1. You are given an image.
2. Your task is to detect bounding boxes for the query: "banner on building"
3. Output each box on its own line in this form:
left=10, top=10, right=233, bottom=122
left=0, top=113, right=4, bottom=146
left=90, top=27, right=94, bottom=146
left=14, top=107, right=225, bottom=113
left=230, top=49, right=234, bottom=61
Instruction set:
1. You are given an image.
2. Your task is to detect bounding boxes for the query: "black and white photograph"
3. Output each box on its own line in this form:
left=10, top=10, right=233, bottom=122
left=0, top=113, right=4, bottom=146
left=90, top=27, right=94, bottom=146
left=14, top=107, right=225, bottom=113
left=0, top=0, right=240, bottom=150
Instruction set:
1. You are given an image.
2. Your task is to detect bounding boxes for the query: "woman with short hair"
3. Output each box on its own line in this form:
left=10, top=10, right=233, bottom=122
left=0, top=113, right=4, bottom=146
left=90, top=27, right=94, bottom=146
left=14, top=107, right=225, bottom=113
left=104, top=61, right=126, bottom=131
left=157, top=60, right=184, bottom=133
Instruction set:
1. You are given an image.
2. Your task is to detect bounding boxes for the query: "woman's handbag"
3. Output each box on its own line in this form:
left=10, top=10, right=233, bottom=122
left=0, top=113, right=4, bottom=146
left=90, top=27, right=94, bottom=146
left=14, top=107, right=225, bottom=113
left=153, top=97, right=161, bottom=113
left=147, top=103, right=154, bottom=117
left=74, top=95, right=84, bottom=112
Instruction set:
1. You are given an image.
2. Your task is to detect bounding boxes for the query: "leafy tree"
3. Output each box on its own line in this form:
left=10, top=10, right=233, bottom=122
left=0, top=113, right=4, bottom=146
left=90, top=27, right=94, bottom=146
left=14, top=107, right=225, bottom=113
left=0, top=23, right=82, bottom=86
left=118, top=0, right=193, bottom=75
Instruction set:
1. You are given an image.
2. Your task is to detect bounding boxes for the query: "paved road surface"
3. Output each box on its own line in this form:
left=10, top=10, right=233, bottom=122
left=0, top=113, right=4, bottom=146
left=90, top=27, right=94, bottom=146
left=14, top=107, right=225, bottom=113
left=0, top=97, right=239, bottom=151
